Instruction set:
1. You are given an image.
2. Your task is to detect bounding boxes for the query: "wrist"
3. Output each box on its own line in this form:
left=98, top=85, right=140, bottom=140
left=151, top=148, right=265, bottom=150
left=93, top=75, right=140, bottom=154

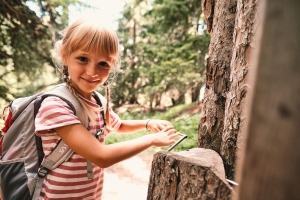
left=144, top=133, right=156, bottom=147
left=145, top=119, right=151, bottom=130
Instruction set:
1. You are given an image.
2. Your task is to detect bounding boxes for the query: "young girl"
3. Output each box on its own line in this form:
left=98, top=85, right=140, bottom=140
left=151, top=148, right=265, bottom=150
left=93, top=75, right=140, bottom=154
left=35, top=18, right=179, bottom=199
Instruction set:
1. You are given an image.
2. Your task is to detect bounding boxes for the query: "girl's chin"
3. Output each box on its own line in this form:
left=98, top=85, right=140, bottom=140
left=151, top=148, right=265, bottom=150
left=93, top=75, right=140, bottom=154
left=72, top=82, right=100, bottom=93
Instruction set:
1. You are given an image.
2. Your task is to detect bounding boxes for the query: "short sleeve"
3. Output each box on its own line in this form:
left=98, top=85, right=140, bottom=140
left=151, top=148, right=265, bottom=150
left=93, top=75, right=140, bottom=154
left=35, top=96, right=81, bottom=136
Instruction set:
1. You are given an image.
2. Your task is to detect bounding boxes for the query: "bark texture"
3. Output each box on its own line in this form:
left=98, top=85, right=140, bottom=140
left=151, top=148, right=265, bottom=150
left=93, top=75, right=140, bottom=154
left=234, top=0, right=300, bottom=199
left=221, top=0, right=260, bottom=179
left=198, top=0, right=236, bottom=174
left=147, top=148, right=232, bottom=200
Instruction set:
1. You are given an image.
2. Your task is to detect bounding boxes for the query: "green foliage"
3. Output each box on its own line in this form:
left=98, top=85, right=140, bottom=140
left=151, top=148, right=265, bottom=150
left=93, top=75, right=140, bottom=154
left=114, top=0, right=210, bottom=108
left=0, top=0, right=82, bottom=102
left=105, top=103, right=200, bottom=152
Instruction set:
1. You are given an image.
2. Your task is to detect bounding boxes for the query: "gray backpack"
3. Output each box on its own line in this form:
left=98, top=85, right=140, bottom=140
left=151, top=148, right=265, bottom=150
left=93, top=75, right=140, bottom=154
left=0, top=84, right=106, bottom=200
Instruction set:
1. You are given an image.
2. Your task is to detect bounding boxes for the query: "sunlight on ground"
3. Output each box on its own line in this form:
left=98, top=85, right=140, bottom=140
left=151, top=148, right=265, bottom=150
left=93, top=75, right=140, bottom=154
left=103, top=151, right=154, bottom=200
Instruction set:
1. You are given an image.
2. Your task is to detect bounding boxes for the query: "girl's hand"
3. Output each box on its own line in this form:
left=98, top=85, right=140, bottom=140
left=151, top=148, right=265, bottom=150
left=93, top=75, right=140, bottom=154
left=146, top=119, right=173, bottom=133
left=149, top=126, right=180, bottom=147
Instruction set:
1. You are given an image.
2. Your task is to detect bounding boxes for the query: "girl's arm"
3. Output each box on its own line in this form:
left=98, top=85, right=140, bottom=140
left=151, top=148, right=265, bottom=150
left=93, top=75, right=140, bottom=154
left=54, top=124, right=179, bottom=168
left=115, top=119, right=173, bottom=134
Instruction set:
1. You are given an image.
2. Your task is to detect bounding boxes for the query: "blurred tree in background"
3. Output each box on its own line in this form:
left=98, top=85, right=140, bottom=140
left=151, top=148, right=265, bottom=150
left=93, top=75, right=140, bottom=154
left=114, top=0, right=210, bottom=110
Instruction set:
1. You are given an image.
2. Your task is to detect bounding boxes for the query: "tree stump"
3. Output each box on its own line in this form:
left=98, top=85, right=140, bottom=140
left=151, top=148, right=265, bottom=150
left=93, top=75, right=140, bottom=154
left=147, top=148, right=232, bottom=200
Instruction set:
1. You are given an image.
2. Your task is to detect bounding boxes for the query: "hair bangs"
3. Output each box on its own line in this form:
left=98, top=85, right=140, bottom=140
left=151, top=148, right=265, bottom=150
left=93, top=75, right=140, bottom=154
left=65, top=21, right=119, bottom=63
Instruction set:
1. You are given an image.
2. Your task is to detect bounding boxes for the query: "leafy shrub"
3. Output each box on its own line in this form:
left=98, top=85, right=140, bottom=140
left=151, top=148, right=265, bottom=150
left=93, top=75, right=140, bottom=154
left=105, top=103, right=200, bottom=152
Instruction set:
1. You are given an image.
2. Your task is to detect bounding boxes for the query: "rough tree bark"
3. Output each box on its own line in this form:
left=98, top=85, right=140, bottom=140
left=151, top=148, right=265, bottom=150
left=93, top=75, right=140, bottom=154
left=147, top=149, right=232, bottom=200
left=221, top=0, right=260, bottom=179
left=199, top=0, right=261, bottom=179
left=198, top=0, right=237, bottom=176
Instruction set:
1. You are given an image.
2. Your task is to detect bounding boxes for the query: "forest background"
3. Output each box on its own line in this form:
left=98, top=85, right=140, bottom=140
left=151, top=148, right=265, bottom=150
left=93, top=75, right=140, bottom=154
left=0, top=0, right=210, bottom=150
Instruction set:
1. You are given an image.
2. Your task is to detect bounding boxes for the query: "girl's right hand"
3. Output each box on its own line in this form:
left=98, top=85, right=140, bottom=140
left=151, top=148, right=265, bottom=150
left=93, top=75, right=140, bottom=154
left=150, top=126, right=180, bottom=147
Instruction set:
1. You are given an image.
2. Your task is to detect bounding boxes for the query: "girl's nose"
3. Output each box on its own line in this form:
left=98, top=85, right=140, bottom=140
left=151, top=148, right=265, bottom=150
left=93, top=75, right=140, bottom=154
left=86, top=64, right=99, bottom=77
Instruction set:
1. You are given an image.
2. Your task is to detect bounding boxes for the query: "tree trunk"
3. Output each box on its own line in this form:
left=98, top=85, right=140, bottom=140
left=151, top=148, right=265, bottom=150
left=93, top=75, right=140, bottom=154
left=129, top=19, right=138, bottom=104
left=192, top=82, right=202, bottom=102
left=221, top=0, right=260, bottom=179
left=147, top=149, right=232, bottom=200
left=199, top=0, right=261, bottom=180
left=198, top=0, right=237, bottom=165
left=234, top=0, right=300, bottom=199
left=155, top=92, right=161, bottom=107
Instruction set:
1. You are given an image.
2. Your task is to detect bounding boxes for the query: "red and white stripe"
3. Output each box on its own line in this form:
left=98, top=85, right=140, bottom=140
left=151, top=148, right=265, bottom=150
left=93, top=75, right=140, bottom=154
left=35, top=96, right=121, bottom=200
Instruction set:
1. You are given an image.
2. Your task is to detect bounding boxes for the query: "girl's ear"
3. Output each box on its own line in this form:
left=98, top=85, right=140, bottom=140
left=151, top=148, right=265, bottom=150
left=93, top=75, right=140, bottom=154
left=61, top=51, right=67, bottom=66
left=62, top=57, right=67, bottom=66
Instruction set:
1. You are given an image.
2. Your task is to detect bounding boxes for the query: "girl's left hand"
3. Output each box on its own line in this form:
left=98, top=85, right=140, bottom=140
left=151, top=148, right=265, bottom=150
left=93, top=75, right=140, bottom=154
left=146, top=119, right=173, bottom=133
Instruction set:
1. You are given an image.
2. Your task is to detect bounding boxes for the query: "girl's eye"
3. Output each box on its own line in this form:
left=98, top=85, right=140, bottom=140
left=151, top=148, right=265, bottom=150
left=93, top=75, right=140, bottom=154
left=99, top=62, right=110, bottom=68
left=77, top=57, right=88, bottom=62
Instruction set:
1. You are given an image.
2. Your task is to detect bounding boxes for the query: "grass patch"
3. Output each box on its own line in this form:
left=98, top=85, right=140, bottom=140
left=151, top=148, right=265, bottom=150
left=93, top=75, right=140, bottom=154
left=105, top=103, right=200, bottom=152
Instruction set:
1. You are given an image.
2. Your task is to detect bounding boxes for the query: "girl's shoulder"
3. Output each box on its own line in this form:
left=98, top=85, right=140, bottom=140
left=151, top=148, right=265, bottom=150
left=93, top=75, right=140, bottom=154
left=38, top=96, right=75, bottom=115
left=43, top=95, right=70, bottom=105
left=35, top=96, right=80, bottom=134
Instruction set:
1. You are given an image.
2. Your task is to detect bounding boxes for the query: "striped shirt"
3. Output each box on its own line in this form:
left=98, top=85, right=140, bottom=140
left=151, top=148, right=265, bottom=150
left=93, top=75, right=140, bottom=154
left=35, top=95, right=121, bottom=200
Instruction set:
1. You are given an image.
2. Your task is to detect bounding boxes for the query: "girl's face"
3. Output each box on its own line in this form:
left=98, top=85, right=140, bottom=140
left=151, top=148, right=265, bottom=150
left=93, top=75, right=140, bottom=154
left=62, top=49, right=113, bottom=100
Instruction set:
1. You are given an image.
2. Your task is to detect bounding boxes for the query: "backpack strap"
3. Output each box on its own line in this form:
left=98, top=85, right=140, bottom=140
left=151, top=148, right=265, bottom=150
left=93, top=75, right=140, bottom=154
left=93, top=90, right=107, bottom=127
left=86, top=90, right=107, bottom=179
left=32, top=84, right=107, bottom=200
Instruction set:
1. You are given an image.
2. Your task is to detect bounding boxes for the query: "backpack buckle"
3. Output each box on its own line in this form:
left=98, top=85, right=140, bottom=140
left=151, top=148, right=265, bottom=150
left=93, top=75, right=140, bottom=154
left=95, top=128, right=104, bottom=139
left=38, top=167, right=50, bottom=178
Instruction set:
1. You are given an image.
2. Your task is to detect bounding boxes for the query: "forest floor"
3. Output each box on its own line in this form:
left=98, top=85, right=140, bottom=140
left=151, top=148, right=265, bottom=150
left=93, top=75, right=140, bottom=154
left=102, top=151, right=155, bottom=200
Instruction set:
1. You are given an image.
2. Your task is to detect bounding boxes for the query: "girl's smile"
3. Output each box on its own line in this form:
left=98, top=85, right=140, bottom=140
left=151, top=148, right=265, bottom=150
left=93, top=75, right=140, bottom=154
left=81, top=78, right=100, bottom=83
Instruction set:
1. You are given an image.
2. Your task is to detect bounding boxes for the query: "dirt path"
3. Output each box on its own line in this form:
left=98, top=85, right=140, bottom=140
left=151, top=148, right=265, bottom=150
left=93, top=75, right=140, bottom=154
left=102, top=151, right=155, bottom=200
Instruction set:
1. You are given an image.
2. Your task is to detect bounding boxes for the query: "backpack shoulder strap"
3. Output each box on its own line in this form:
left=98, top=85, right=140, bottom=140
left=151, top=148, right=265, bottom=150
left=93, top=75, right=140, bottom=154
left=93, top=90, right=107, bottom=122
left=37, top=83, right=93, bottom=169
left=32, top=84, right=87, bottom=200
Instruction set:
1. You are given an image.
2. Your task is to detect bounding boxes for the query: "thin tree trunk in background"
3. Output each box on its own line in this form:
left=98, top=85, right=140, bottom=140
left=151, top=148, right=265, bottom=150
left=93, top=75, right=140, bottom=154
left=221, top=0, right=260, bottom=179
left=234, top=0, right=300, bottom=199
left=198, top=0, right=236, bottom=171
left=155, top=93, right=161, bottom=107
left=192, top=83, right=201, bottom=102
left=129, top=19, right=138, bottom=104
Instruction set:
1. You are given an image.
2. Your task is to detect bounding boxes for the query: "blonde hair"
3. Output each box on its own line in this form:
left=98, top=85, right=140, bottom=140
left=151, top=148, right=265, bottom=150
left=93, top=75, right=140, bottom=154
left=53, top=18, right=120, bottom=126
